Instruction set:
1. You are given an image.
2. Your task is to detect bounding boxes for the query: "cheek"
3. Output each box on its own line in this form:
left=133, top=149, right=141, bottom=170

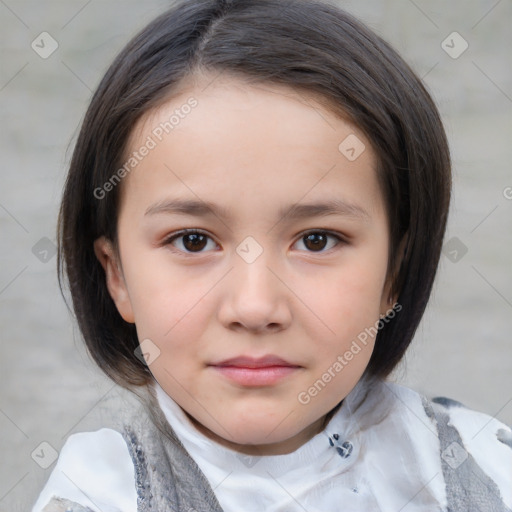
left=292, top=252, right=388, bottom=375
left=121, top=250, right=217, bottom=342
left=301, top=258, right=386, bottom=329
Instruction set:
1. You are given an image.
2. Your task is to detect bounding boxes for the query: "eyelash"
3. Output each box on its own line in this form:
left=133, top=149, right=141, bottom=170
left=162, top=228, right=347, bottom=256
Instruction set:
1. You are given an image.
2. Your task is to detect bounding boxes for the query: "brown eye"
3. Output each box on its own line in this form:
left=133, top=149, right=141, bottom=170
left=182, top=233, right=208, bottom=252
left=304, top=233, right=328, bottom=251
left=166, top=230, right=217, bottom=254
left=294, top=231, right=343, bottom=253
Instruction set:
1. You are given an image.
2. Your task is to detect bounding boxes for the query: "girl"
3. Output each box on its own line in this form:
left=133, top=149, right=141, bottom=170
left=33, top=0, right=511, bottom=510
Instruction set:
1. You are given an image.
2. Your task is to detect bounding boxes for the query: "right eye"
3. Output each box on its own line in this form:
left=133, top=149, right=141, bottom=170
left=163, top=229, right=219, bottom=255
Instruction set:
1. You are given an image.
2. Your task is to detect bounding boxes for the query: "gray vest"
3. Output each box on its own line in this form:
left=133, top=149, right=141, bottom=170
left=42, top=395, right=512, bottom=512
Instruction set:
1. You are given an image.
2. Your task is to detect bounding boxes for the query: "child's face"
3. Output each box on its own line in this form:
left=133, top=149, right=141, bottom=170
left=95, top=75, right=393, bottom=455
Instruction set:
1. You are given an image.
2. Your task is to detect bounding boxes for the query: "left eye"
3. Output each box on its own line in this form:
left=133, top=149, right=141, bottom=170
left=293, top=231, right=343, bottom=252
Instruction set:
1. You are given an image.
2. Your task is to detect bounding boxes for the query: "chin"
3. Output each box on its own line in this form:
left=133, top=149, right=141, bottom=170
left=218, top=415, right=319, bottom=453
left=231, top=426, right=288, bottom=445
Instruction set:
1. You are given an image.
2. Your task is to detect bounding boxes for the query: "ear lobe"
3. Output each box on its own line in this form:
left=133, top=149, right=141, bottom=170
left=94, top=236, right=135, bottom=323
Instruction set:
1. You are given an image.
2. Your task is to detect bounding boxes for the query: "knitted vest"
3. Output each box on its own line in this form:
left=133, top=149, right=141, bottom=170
left=42, top=394, right=512, bottom=512
left=121, top=395, right=511, bottom=512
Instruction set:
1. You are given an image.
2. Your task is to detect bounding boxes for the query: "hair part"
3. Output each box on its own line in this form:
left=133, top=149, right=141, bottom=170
left=58, top=0, right=451, bottom=388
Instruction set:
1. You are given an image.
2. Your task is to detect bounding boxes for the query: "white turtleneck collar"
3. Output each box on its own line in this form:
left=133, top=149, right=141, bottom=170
left=152, top=377, right=389, bottom=511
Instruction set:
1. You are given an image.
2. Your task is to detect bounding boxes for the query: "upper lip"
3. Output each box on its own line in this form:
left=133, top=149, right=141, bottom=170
left=210, top=355, right=300, bottom=368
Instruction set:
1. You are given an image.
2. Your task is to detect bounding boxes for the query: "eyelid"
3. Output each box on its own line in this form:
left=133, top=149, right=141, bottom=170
left=164, top=228, right=212, bottom=239
left=294, top=228, right=349, bottom=243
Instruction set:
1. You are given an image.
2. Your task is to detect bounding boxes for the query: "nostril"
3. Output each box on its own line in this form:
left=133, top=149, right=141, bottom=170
left=229, top=321, right=282, bottom=333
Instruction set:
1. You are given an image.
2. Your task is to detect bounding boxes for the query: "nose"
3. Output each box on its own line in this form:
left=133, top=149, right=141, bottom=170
left=217, top=254, right=293, bottom=334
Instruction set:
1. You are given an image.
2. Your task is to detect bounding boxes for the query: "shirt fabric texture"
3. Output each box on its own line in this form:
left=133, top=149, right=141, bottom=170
left=32, top=376, right=512, bottom=512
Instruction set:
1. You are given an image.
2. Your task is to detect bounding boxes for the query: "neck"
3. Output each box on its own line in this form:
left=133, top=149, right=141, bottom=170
left=185, top=401, right=343, bottom=456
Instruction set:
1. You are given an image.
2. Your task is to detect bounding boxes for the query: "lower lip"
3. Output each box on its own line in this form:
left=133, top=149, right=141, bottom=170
left=212, top=365, right=300, bottom=386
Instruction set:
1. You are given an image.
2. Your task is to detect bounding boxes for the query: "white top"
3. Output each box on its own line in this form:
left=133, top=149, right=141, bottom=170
left=32, top=380, right=512, bottom=512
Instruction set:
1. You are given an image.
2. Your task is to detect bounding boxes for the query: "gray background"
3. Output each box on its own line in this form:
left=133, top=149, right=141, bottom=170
left=1, top=0, right=511, bottom=510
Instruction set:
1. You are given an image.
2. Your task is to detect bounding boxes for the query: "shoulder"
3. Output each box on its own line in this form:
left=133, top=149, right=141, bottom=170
left=429, top=394, right=512, bottom=467
left=32, top=428, right=137, bottom=512
left=383, top=382, right=512, bottom=508
left=429, top=396, right=512, bottom=507
left=381, top=379, right=512, bottom=449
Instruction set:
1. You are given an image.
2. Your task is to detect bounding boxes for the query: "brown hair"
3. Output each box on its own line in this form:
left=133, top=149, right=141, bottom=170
left=58, top=0, right=451, bottom=388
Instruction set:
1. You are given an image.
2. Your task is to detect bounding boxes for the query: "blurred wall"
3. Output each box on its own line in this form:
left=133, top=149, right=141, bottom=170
left=1, top=0, right=511, bottom=509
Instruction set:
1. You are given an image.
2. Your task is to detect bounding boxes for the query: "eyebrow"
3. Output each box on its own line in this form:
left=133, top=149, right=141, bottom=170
left=144, top=198, right=370, bottom=222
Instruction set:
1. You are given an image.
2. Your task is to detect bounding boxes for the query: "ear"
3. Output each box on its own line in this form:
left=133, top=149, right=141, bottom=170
left=380, top=233, right=408, bottom=316
left=94, top=236, right=135, bottom=323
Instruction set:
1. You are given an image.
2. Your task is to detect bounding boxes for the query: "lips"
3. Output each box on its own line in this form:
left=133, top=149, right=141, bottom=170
left=212, top=355, right=299, bottom=368
left=209, top=355, right=301, bottom=386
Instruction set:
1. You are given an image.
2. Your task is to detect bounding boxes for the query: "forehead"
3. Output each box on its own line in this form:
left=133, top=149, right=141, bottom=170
left=121, top=74, right=384, bottom=221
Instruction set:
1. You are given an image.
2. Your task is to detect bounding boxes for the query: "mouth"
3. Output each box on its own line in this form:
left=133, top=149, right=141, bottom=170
left=209, top=355, right=302, bottom=387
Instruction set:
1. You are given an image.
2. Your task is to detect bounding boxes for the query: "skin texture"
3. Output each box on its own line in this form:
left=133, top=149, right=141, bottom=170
left=94, top=74, right=394, bottom=455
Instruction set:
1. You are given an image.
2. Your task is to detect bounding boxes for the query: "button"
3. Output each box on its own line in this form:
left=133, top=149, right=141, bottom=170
left=328, top=434, right=354, bottom=458
left=337, top=441, right=353, bottom=458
